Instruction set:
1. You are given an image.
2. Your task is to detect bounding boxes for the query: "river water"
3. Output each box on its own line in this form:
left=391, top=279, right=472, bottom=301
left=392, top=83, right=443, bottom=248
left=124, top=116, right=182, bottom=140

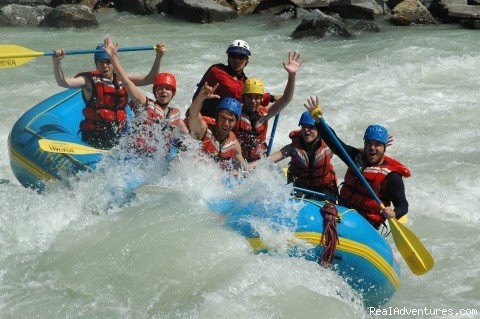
left=0, top=12, right=479, bottom=319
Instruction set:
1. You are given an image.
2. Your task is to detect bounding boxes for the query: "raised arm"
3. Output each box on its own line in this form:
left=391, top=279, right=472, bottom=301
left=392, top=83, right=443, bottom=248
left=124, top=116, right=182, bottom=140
left=188, top=82, right=220, bottom=139
left=304, top=96, right=360, bottom=164
left=263, top=52, right=303, bottom=121
left=250, top=143, right=292, bottom=169
left=103, top=37, right=147, bottom=108
left=234, top=140, right=250, bottom=171
left=52, top=48, right=88, bottom=89
left=129, top=42, right=166, bottom=86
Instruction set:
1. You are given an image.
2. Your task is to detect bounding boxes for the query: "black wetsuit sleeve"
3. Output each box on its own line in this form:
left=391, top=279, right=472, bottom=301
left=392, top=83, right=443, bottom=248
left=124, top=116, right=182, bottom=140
left=387, top=172, right=409, bottom=219
left=316, top=122, right=361, bottom=165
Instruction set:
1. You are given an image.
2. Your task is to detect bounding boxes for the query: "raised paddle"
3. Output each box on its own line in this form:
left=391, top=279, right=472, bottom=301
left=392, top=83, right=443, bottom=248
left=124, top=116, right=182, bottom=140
left=38, top=139, right=107, bottom=155
left=0, top=44, right=155, bottom=69
left=315, top=115, right=434, bottom=275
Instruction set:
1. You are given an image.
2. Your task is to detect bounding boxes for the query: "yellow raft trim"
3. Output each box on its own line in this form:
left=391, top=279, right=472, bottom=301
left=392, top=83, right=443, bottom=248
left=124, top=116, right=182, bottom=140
left=7, top=134, right=56, bottom=181
left=247, top=231, right=399, bottom=289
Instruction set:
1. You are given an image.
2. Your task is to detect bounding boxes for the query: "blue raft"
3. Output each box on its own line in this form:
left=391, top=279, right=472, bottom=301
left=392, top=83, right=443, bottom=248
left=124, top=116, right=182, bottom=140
left=8, top=89, right=401, bottom=307
left=209, top=197, right=400, bottom=307
left=8, top=89, right=105, bottom=190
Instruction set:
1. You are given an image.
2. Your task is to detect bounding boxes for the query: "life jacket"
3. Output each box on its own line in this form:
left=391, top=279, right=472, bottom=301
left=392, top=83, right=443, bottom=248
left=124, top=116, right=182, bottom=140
left=233, top=106, right=268, bottom=162
left=76, top=70, right=128, bottom=132
left=339, top=154, right=411, bottom=225
left=201, top=116, right=237, bottom=169
left=192, top=64, right=247, bottom=118
left=287, top=130, right=337, bottom=190
left=143, top=98, right=182, bottom=128
left=134, top=98, right=183, bottom=154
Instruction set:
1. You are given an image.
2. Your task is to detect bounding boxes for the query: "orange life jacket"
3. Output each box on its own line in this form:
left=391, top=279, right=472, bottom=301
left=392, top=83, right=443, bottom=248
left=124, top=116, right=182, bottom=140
left=201, top=117, right=237, bottom=169
left=143, top=98, right=182, bottom=128
left=233, top=106, right=268, bottom=161
left=76, top=70, right=128, bottom=132
left=134, top=98, right=183, bottom=154
left=287, top=130, right=337, bottom=190
left=340, top=155, right=411, bottom=224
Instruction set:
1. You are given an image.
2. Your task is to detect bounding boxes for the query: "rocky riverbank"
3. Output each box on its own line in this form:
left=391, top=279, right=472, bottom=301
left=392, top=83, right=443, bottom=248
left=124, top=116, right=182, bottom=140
left=0, top=0, right=479, bottom=37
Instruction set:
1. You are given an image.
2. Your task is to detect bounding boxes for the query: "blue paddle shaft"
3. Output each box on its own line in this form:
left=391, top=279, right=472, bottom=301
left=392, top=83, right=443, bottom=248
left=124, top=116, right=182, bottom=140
left=293, top=186, right=335, bottom=201
left=43, top=46, right=154, bottom=56
left=318, top=117, right=382, bottom=206
left=266, top=114, right=280, bottom=156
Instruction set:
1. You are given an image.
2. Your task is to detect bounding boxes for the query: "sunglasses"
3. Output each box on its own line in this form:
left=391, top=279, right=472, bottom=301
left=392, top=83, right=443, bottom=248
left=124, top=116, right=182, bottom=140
left=228, top=53, right=247, bottom=60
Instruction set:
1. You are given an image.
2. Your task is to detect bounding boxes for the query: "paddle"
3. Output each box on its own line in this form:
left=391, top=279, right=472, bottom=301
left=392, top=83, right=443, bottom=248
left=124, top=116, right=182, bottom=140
left=316, top=116, right=434, bottom=275
left=266, top=114, right=280, bottom=156
left=38, top=139, right=107, bottom=155
left=292, top=186, right=336, bottom=202
left=0, top=44, right=155, bottom=69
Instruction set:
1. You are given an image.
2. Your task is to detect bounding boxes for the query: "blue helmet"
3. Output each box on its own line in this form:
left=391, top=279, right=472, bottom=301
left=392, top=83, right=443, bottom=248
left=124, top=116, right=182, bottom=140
left=298, top=111, right=316, bottom=127
left=364, top=124, right=388, bottom=145
left=94, top=44, right=110, bottom=62
left=217, top=97, right=242, bottom=119
left=226, top=40, right=251, bottom=57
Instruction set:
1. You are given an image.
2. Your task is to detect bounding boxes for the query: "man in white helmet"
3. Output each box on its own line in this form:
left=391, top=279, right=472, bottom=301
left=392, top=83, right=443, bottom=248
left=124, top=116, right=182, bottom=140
left=191, top=40, right=254, bottom=118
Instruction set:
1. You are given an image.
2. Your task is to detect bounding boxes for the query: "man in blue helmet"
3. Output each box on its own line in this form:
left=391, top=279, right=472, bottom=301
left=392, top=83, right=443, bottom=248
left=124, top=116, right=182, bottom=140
left=304, top=96, right=411, bottom=229
left=251, top=111, right=338, bottom=197
left=52, top=40, right=165, bottom=149
left=188, top=82, right=249, bottom=172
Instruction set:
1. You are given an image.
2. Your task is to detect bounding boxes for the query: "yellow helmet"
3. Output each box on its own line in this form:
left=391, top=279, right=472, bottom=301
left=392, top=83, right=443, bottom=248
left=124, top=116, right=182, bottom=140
left=243, top=78, right=265, bottom=95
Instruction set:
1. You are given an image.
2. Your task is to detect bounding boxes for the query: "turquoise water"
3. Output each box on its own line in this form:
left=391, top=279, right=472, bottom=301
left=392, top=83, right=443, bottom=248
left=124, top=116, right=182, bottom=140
left=0, top=12, right=479, bottom=318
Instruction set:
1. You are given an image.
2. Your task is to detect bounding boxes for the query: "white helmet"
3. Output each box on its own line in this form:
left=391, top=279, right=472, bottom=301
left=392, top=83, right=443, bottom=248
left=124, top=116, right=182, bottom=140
left=226, top=39, right=251, bottom=56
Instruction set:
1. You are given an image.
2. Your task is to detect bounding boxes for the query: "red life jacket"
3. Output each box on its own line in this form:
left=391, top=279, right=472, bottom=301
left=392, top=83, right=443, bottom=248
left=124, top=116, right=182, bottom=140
left=76, top=70, right=128, bottom=132
left=340, top=155, right=411, bottom=224
left=287, top=130, right=337, bottom=190
left=201, top=117, right=237, bottom=169
left=233, top=106, right=268, bottom=162
left=134, top=98, right=183, bottom=154
left=193, top=64, right=247, bottom=117
left=143, top=98, right=182, bottom=128
left=203, top=64, right=245, bottom=102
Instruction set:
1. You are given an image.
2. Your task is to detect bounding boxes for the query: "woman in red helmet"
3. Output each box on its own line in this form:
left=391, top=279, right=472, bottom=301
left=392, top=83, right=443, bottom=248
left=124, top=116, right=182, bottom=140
left=52, top=39, right=165, bottom=149
left=103, top=38, right=188, bottom=155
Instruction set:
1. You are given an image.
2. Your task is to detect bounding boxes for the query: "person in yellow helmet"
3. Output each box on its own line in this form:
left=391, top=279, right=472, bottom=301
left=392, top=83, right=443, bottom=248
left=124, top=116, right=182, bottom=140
left=233, top=51, right=303, bottom=162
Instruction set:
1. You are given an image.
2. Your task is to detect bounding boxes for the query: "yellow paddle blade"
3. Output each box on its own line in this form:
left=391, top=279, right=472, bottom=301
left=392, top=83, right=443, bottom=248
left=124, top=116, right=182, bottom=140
left=0, top=45, right=44, bottom=69
left=38, top=139, right=107, bottom=155
left=398, top=214, right=408, bottom=224
left=389, top=218, right=434, bottom=275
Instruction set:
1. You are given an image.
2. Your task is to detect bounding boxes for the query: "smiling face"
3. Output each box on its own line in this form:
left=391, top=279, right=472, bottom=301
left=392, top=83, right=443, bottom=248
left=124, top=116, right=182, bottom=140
left=215, top=109, right=237, bottom=139
left=242, top=93, right=262, bottom=113
left=301, top=125, right=319, bottom=144
left=95, top=59, right=114, bottom=79
left=154, top=84, right=175, bottom=106
left=227, top=53, right=248, bottom=73
left=364, top=140, right=386, bottom=166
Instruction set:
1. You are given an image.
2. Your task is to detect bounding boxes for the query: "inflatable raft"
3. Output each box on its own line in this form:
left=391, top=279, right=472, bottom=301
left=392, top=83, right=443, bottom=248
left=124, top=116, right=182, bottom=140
left=8, top=89, right=107, bottom=190
left=8, top=89, right=400, bottom=307
left=209, top=196, right=400, bottom=307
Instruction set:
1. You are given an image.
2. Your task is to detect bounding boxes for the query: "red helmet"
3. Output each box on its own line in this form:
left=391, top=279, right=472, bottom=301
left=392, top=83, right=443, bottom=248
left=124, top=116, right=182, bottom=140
left=153, top=72, right=176, bottom=94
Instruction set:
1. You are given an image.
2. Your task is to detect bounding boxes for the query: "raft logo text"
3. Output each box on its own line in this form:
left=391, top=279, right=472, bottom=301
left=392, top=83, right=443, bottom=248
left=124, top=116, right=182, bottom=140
left=368, top=306, right=478, bottom=317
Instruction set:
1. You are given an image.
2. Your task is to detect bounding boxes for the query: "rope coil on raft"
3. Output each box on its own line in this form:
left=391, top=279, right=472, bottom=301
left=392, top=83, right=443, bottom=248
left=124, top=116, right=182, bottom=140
left=319, top=201, right=340, bottom=267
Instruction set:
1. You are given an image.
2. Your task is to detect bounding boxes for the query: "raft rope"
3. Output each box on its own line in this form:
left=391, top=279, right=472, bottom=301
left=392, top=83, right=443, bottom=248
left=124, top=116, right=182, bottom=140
left=319, top=201, right=340, bottom=267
